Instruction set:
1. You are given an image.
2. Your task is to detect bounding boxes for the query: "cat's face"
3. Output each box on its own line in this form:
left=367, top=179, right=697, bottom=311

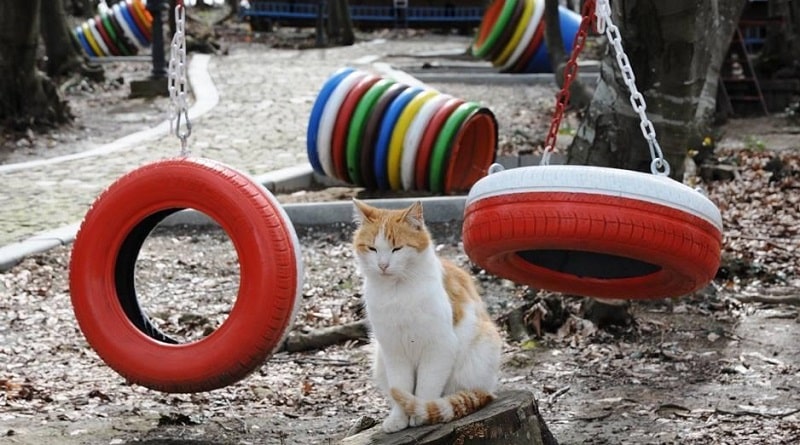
left=352, top=200, right=430, bottom=278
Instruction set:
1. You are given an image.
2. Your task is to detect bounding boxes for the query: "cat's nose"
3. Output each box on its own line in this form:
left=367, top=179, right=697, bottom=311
left=378, top=262, right=389, bottom=272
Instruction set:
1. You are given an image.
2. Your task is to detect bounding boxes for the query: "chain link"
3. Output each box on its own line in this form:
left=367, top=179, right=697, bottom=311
left=168, top=4, right=191, bottom=156
left=541, top=0, right=596, bottom=165
left=596, top=0, right=669, bottom=175
left=542, top=0, right=669, bottom=176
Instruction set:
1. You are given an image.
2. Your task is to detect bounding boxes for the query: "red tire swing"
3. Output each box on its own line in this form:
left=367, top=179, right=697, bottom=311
left=463, top=0, right=723, bottom=300
left=69, top=6, right=303, bottom=393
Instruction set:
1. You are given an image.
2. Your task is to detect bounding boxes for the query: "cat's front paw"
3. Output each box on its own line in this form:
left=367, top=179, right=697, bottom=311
left=409, top=415, right=426, bottom=427
left=381, top=413, right=409, bottom=433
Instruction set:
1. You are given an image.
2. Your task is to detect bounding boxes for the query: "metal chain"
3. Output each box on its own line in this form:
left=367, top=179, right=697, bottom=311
left=596, top=0, right=669, bottom=175
left=542, top=0, right=669, bottom=176
left=168, top=4, right=191, bottom=156
left=541, top=0, right=596, bottom=166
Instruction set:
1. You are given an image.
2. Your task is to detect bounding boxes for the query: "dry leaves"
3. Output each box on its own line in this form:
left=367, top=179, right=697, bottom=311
left=0, top=147, right=798, bottom=444
left=702, top=148, right=800, bottom=292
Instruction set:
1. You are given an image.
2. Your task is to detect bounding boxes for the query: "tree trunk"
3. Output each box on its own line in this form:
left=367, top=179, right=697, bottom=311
left=315, top=0, right=328, bottom=47
left=341, top=390, right=558, bottom=445
left=567, top=0, right=746, bottom=180
left=327, top=0, right=355, bottom=46
left=0, top=0, right=72, bottom=130
left=40, top=0, right=88, bottom=77
left=338, top=0, right=355, bottom=46
left=327, top=0, right=342, bottom=40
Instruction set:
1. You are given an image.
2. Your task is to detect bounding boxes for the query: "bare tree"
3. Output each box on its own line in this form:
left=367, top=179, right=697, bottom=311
left=0, top=0, right=72, bottom=129
left=1, top=0, right=103, bottom=131
left=326, top=0, right=355, bottom=46
left=566, top=0, right=746, bottom=179
left=40, top=0, right=102, bottom=78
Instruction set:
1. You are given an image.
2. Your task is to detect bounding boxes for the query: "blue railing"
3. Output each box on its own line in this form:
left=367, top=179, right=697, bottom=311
left=242, top=2, right=484, bottom=26
left=247, top=2, right=319, bottom=20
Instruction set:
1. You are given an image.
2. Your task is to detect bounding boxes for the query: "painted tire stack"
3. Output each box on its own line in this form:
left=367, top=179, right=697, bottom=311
left=471, top=0, right=581, bottom=73
left=73, top=0, right=153, bottom=58
left=307, top=68, right=498, bottom=194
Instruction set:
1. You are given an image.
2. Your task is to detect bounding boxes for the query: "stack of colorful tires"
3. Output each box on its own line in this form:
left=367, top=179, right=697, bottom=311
left=73, top=0, right=152, bottom=57
left=307, top=68, right=498, bottom=194
left=471, top=0, right=581, bottom=73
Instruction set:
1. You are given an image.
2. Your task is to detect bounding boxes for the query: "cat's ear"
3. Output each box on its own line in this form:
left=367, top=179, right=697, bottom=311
left=353, top=198, right=377, bottom=225
left=402, top=201, right=425, bottom=230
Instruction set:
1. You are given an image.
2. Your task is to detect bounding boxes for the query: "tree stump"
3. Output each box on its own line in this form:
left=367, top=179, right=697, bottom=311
left=341, top=390, right=558, bottom=445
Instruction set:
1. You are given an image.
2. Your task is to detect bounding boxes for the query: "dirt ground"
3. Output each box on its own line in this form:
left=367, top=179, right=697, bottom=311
left=2, top=151, right=799, bottom=445
left=2, top=11, right=800, bottom=445
left=1, top=218, right=799, bottom=445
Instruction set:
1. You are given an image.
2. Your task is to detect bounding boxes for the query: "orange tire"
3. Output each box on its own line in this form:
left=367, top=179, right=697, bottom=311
left=462, top=165, right=723, bottom=299
left=69, top=158, right=303, bottom=392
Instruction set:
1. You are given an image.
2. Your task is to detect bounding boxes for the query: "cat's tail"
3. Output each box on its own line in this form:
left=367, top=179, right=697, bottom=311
left=389, top=387, right=494, bottom=425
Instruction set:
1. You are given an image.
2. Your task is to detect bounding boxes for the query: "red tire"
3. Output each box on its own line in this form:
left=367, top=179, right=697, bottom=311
left=463, top=165, right=723, bottom=299
left=69, top=158, right=303, bottom=392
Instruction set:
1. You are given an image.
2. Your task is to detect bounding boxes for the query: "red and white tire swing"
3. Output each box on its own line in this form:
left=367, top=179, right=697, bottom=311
left=462, top=0, right=723, bottom=300
left=69, top=7, right=302, bottom=393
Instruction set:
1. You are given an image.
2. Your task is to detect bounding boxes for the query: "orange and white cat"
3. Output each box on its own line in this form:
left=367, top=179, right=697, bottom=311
left=352, top=199, right=502, bottom=433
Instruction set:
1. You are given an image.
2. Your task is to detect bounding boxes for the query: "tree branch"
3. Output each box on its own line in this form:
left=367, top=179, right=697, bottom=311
left=732, top=295, right=800, bottom=306
left=281, top=319, right=370, bottom=353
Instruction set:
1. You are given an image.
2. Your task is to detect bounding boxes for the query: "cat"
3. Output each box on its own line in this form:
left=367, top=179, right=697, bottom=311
left=351, top=199, right=503, bottom=433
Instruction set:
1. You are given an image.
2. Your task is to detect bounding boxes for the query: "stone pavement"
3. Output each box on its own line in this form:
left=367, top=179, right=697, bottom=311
left=0, top=35, right=484, bottom=248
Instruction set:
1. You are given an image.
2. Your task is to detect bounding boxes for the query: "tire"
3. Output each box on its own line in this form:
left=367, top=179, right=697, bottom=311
left=318, top=71, right=369, bottom=178
left=400, top=94, right=452, bottom=191
left=70, top=158, right=303, bottom=393
left=463, top=165, right=723, bottom=299
left=307, top=67, right=356, bottom=175
left=332, top=74, right=381, bottom=182
left=414, top=97, right=463, bottom=191
left=499, top=0, right=543, bottom=72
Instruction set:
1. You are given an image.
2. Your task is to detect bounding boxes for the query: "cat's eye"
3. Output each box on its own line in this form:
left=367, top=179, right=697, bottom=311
left=392, top=247, right=403, bottom=253
left=367, top=247, right=377, bottom=252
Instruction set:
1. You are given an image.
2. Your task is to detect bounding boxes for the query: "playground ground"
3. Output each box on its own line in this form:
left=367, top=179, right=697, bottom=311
left=2, top=22, right=800, bottom=445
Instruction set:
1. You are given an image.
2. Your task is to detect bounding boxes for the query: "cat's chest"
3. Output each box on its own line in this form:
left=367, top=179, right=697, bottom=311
left=364, top=279, right=447, bottom=314
left=365, top=283, right=451, bottom=333
left=363, top=275, right=457, bottom=355
left=367, top=300, right=453, bottom=355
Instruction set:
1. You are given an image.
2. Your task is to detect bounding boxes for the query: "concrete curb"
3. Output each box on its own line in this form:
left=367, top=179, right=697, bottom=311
left=158, top=195, right=466, bottom=228
left=0, top=163, right=468, bottom=271
left=0, top=151, right=563, bottom=272
left=285, top=195, right=465, bottom=226
left=407, top=72, right=599, bottom=85
left=0, top=164, right=316, bottom=271
left=372, top=60, right=600, bottom=86
left=0, top=224, right=81, bottom=272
